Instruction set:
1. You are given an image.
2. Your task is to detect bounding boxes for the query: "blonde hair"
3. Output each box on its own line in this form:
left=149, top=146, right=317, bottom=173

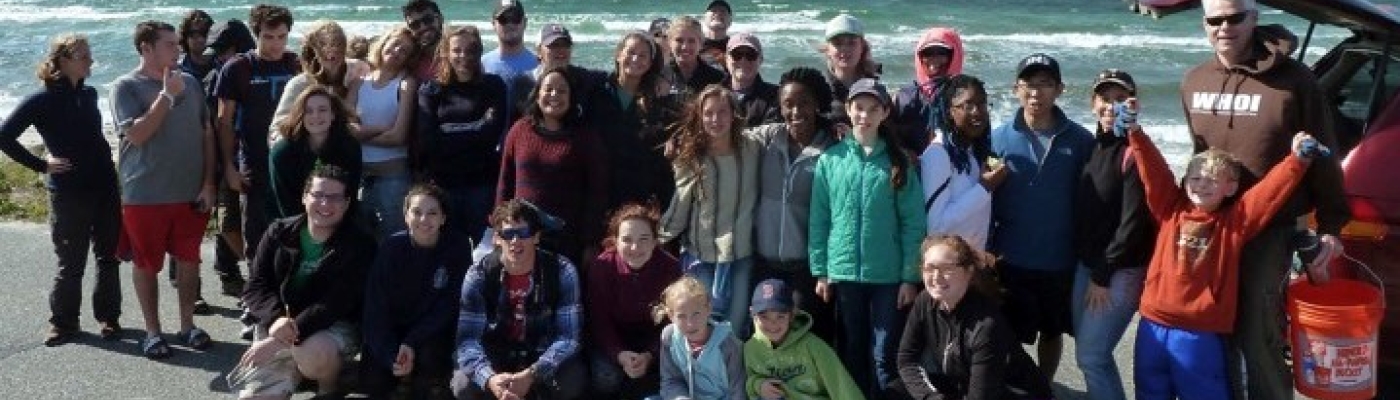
left=36, top=34, right=89, bottom=84
left=652, top=276, right=711, bottom=323
left=299, top=20, right=349, bottom=97
left=1186, top=148, right=1242, bottom=182
left=368, top=25, right=418, bottom=71
left=433, top=25, right=484, bottom=85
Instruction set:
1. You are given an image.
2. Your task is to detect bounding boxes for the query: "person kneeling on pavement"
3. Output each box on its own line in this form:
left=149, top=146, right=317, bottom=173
left=452, top=199, right=587, bottom=400
left=229, top=165, right=376, bottom=400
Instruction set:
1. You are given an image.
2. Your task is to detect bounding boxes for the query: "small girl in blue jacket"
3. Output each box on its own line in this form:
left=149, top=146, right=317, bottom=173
left=656, top=276, right=746, bottom=400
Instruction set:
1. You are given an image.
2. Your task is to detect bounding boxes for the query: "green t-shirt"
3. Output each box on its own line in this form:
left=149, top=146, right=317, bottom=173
left=289, top=226, right=326, bottom=290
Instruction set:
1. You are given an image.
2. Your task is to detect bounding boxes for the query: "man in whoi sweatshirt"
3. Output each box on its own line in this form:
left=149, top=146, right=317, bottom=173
left=1180, top=0, right=1349, bottom=398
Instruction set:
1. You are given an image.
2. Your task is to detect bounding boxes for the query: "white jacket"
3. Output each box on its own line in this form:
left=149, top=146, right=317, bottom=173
left=919, top=136, right=992, bottom=249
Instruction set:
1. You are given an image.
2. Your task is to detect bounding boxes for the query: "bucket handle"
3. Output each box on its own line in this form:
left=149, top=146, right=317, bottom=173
left=1340, top=252, right=1386, bottom=311
left=1283, top=251, right=1386, bottom=311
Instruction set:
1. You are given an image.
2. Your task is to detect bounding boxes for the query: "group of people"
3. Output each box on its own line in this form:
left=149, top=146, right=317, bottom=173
left=0, top=0, right=1355, bottom=398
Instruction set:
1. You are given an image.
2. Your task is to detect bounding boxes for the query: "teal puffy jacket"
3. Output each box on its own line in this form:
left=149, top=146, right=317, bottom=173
left=809, top=135, right=926, bottom=284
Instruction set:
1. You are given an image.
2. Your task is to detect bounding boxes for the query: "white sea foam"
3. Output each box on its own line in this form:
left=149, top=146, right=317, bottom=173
left=0, top=5, right=136, bottom=22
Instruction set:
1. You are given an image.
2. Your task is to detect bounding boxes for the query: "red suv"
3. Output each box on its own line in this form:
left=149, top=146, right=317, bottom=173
left=1262, top=0, right=1400, bottom=394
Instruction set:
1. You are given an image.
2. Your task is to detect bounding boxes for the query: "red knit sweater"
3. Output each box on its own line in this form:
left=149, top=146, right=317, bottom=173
left=496, top=119, right=609, bottom=253
left=1129, top=131, right=1307, bottom=333
left=586, top=248, right=682, bottom=359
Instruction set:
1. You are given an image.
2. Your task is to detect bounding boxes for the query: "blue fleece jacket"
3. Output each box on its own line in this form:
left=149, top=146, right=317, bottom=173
left=989, top=106, right=1093, bottom=271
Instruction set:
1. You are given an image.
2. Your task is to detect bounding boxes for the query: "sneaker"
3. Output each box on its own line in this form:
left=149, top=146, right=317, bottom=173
left=43, top=326, right=76, bottom=347
left=193, top=297, right=212, bottom=315
left=240, top=323, right=255, bottom=341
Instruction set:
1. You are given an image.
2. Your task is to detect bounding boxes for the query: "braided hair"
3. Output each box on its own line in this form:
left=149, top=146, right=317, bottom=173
left=937, top=74, right=991, bottom=175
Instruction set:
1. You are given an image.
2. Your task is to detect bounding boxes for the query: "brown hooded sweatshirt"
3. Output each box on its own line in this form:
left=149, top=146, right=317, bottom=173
left=1179, top=24, right=1350, bottom=235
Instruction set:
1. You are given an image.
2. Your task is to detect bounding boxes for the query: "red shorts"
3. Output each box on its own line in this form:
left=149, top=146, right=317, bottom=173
left=119, top=203, right=209, bottom=272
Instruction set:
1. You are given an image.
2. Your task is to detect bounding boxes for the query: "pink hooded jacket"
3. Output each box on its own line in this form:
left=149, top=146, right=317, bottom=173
left=913, top=27, right=965, bottom=98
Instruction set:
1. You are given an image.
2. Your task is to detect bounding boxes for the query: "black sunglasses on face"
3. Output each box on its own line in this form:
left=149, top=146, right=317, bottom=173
left=729, top=50, right=758, bottom=61
left=498, top=226, right=534, bottom=241
left=496, top=16, right=523, bottom=25
left=1205, top=11, right=1249, bottom=27
left=918, top=47, right=952, bottom=58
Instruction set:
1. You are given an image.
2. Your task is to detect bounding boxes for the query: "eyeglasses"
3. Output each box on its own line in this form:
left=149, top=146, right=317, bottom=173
left=918, top=47, right=952, bottom=59
left=921, top=263, right=966, bottom=278
left=728, top=49, right=758, bottom=61
left=306, top=191, right=347, bottom=204
left=496, top=16, right=524, bottom=25
left=407, top=14, right=439, bottom=30
left=498, top=226, right=535, bottom=241
left=1204, top=11, right=1250, bottom=27
left=1015, top=82, right=1058, bottom=92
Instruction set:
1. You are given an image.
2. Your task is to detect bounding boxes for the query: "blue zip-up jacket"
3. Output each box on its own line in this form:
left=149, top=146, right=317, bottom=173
left=989, top=106, right=1093, bottom=271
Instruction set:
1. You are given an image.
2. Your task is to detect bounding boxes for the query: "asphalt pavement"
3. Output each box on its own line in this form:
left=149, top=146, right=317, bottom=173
left=0, top=221, right=1134, bottom=399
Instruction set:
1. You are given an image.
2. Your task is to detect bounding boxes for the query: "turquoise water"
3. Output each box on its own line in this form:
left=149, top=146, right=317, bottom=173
left=0, top=0, right=1376, bottom=165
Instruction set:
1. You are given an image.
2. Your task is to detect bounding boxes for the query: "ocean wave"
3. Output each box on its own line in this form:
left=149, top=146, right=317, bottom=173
left=0, top=5, right=136, bottom=22
left=961, top=32, right=1205, bottom=50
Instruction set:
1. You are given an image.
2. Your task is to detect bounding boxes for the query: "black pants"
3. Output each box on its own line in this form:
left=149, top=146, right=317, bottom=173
left=48, top=188, right=122, bottom=329
left=752, top=258, right=837, bottom=344
left=361, top=335, right=456, bottom=399
left=587, top=349, right=659, bottom=400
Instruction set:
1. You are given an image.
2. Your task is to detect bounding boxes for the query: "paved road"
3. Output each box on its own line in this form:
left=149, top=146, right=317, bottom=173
left=0, top=221, right=1137, bottom=399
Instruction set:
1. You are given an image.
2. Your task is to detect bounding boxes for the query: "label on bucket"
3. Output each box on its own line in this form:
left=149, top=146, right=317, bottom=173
left=1295, top=331, right=1376, bottom=390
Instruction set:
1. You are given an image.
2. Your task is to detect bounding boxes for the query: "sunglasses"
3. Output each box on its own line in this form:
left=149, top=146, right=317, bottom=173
left=306, top=191, right=348, bottom=204
left=496, top=16, right=524, bottom=25
left=1204, top=11, right=1249, bottom=27
left=918, top=47, right=952, bottom=59
left=498, top=226, right=535, bottom=241
left=408, top=14, right=439, bottom=30
left=728, top=49, right=758, bottom=61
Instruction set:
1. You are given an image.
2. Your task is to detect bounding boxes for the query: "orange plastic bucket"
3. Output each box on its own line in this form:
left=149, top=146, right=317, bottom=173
left=1288, top=278, right=1385, bottom=400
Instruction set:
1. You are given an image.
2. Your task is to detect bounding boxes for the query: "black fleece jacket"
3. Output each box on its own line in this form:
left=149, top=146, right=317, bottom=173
left=0, top=81, right=116, bottom=193
left=1074, top=131, right=1155, bottom=287
left=244, top=216, right=376, bottom=341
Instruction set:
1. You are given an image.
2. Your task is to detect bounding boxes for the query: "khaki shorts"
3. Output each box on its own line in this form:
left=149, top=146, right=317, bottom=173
left=229, top=321, right=358, bottom=398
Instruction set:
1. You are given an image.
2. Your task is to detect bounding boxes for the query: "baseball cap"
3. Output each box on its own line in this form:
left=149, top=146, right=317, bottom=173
left=706, top=0, right=732, bottom=14
left=494, top=0, right=526, bottom=20
left=539, top=23, right=572, bottom=47
left=750, top=279, right=794, bottom=314
left=726, top=32, right=761, bottom=54
left=1015, top=53, right=1061, bottom=83
left=918, top=41, right=953, bottom=53
left=205, top=19, right=255, bottom=55
left=825, top=14, right=863, bottom=41
left=846, top=78, right=891, bottom=107
left=649, top=18, right=671, bottom=38
left=1091, top=69, right=1137, bottom=96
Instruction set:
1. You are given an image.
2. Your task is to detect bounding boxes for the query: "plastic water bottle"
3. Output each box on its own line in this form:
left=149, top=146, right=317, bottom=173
left=1112, top=101, right=1138, bottom=137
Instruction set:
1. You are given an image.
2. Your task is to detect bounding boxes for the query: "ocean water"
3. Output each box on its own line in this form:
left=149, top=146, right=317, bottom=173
left=0, top=0, right=1375, bottom=167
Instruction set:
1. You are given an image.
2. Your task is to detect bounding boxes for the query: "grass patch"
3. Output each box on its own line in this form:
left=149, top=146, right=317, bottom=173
left=0, top=145, right=49, bottom=222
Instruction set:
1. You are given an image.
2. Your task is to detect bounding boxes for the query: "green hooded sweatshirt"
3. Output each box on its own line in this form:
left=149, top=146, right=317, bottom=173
left=743, top=311, right=865, bottom=400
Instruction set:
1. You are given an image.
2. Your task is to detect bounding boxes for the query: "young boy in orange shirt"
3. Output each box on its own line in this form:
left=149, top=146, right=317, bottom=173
left=1125, top=106, right=1326, bottom=399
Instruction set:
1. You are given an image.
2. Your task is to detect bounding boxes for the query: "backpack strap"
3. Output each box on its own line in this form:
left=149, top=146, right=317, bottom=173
left=924, top=176, right=952, bottom=213
left=1121, top=149, right=1135, bottom=174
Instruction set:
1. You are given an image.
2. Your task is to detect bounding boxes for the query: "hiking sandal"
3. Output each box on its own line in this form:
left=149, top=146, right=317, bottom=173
left=141, top=335, right=171, bottom=359
left=179, top=327, right=212, bottom=350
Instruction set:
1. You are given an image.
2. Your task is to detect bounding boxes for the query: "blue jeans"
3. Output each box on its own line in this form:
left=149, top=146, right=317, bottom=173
left=834, top=281, right=903, bottom=398
left=445, top=185, right=494, bottom=244
left=681, top=253, right=753, bottom=338
left=360, top=172, right=410, bottom=239
left=1134, top=318, right=1231, bottom=400
left=1071, top=265, right=1145, bottom=400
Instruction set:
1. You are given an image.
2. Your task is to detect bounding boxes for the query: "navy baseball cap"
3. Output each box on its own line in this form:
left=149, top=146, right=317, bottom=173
left=750, top=279, right=794, bottom=314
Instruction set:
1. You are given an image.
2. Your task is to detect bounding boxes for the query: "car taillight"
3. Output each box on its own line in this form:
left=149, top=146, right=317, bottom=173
left=1340, top=219, right=1391, bottom=241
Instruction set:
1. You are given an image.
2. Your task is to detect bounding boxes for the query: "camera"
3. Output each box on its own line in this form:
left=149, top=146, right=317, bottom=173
left=1112, top=101, right=1137, bottom=137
